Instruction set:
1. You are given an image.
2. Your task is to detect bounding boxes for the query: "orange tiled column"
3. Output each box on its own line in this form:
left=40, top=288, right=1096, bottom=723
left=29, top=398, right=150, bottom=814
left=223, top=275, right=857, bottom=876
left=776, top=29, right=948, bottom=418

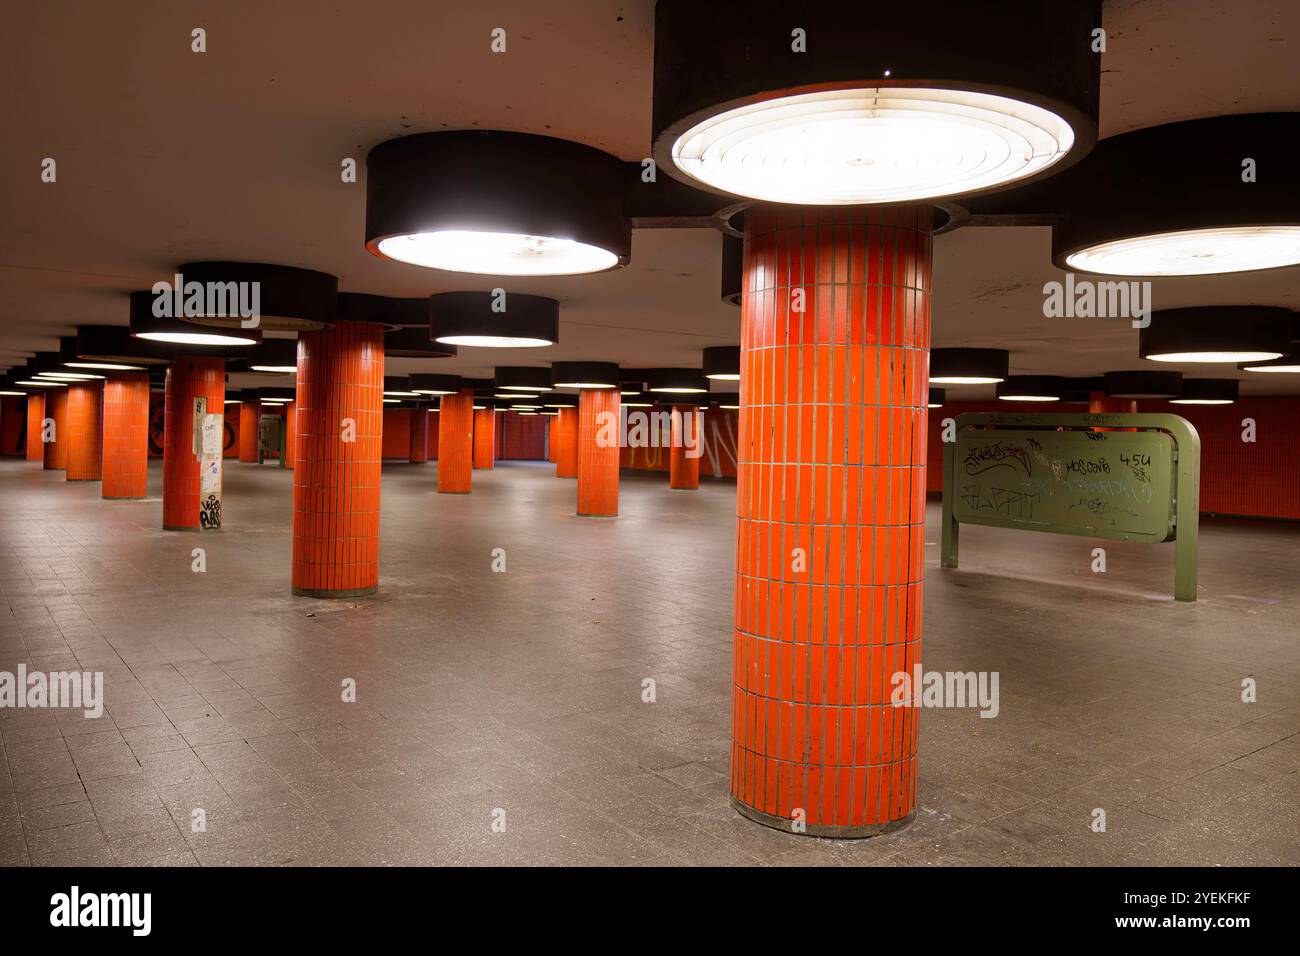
left=102, top=373, right=150, bottom=499
left=162, top=357, right=225, bottom=530
left=427, top=409, right=439, bottom=460
left=239, top=398, right=260, bottom=462
left=437, top=389, right=473, bottom=493
left=283, top=402, right=297, bottom=469
left=25, top=392, right=44, bottom=461
left=292, top=321, right=382, bottom=597
left=576, top=389, right=619, bottom=516
left=733, top=205, right=931, bottom=837
left=65, top=381, right=103, bottom=481
left=669, top=404, right=700, bottom=490
left=42, top=388, right=68, bottom=471
left=555, top=406, right=578, bottom=479
left=548, top=415, right=559, bottom=463
left=472, top=407, right=495, bottom=470
left=1089, top=391, right=1135, bottom=415
left=409, top=406, right=429, bottom=463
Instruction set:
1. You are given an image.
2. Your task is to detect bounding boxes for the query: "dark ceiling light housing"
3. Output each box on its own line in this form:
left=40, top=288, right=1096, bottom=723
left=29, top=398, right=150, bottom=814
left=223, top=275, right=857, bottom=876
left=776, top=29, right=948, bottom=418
left=239, top=338, right=299, bottom=373
left=409, top=373, right=463, bottom=396
left=1060, top=376, right=1104, bottom=403
left=651, top=0, right=1100, bottom=206
left=620, top=369, right=651, bottom=395
left=336, top=292, right=427, bottom=329
left=1239, top=353, right=1300, bottom=373
left=170, top=262, right=337, bottom=331
left=1055, top=114, right=1300, bottom=276
left=365, top=130, right=631, bottom=276
left=710, top=391, right=740, bottom=409
left=1139, top=306, right=1290, bottom=364
left=551, top=362, right=620, bottom=389
left=130, top=292, right=263, bottom=347
left=721, top=235, right=742, bottom=306
left=647, top=368, right=710, bottom=393
left=73, top=325, right=173, bottom=366
left=430, top=291, right=559, bottom=348
left=703, top=346, right=740, bottom=380
left=1104, top=370, right=1183, bottom=400
left=258, top=386, right=296, bottom=404
left=240, top=388, right=261, bottom=404
left=384, top=326, right=457, bottom=359
left=543, top=393, right=580, bottom=408
left=1170, top=379, right=1239, bottom=406
left=383, top=376, right=419, bottom=398
left=930, top=348, right=1009, bottom=385
left=496, top=366, right=554, bottom=392
left=927, top=388, right=945, bottom=408
left=996, top=376, right=1067, bottom=402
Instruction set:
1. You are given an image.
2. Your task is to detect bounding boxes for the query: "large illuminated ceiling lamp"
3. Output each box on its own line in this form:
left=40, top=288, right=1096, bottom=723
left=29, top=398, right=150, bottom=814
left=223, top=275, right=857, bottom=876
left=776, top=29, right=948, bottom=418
left=552, top=362, right=621, bottom=390
left=430, top=291, right=559, bottom=349
left=173, top=262, right=338, bottom=331
left=651, top=0, right=1100, bottom=206
left=995, top=376, right=1067, bottom=402
left=929, top=348, right=1009, bottom=385
left=1055, top=113, right=1300, bottom=276
left=1139, top=306, right=1290, bottom=364
left=130, top=292, right=263, bottom=347
left=365, top=131, right=631, bottom=276
left=63, top=327, right=169, bottom=370
left=1170, top=379, right=1238, bottom=405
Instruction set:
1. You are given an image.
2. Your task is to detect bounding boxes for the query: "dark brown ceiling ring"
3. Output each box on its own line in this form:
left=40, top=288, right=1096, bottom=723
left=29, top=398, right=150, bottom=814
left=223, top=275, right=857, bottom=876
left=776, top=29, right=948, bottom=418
left=1104, top=370, right=1183, bottom=400
left=646, top=368, right=710, bottom=393
left=929, top=348, right=1009, bottom=384
left=430, top=292, right=559, bottom=348
left=1052, top=113, right=1300, bottom=275
left=383, top=376, right=419, bottom=396
left=232, top=338, right=299, bottom=373
left=258, top=386, right=296, bottom=402
left=927, top=388, right=945, bottom=407
left=551, top=362, right=621, bottom=389
left=384, top=327, right=457, bottom=359
left=1172, top=379, right=1239, bottom=404
left=703, top=346, right=740, bottom=379
left=460, top=377, right=496, bottom=395
left=496, top=366, right=555, bottom=392
left=713, top=202, right=968, bottom=240
left=996, top=375, right=1069, bottom=401
left=1060, top=376, right=1104, bottom=403
left=542, top=393, right=580, bottom=408
left=409, top=373, right=464, bottom=396
left=1138, top=306, right=1293, bottom=363
left=71, top=325, right=174, bottom=366
left=652, top=0, right=1101, bottom=204
left=130, top=291, right=263, bottom=349
left=168, top=262, right=337, bottom=331
left=337, top=292, right=428, bottom=329
left=365, top=131, right=631, bottom=274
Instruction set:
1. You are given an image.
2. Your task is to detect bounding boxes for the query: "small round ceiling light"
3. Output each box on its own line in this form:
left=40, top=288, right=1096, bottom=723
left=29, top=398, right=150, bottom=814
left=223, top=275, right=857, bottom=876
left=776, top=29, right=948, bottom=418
left=383, top=376, right=420, bottom=398
left=1170, top=379, right=1238, bottom=406
left=647, top=368, right=710, bottom=394
left=1139, top=306, right=1290, bottom=364
left=1104, top=370, right=1183, bottom=400
left=430, top=292, right=559, bottom=349
left=130, top=292, right=263, bottom=347
left=996, top=376, right=1066, bottom=402
left=930, top=348, right=1009, bottom=385
left=551, top=362, right=620, bottom=389
left=928, top=388, right=945, bottom=408
left=543, top=394, right=580, bottom=408
left=703, top=346, right=740, bottom=381
left=710, top=392, right=740, bottom=409
left=365, top=131, right=630, bottom=276
left=497, top=366, right=554, bottom=392
left=651, top=1, right=1100, bottom=205
left=241, top=338, right=299, bottom=373
left=259, top=387, right=295, bottom=404
left=410, top=373, right=463, bottom=396
left=170, top=262, right=337, bottom=331
left=1239, top=354, right=1300, bottom=373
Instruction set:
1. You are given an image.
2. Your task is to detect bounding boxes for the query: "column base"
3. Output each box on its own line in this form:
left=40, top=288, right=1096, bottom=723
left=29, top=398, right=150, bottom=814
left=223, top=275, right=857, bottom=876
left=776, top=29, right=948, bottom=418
left=292, top=585, right=379, bottom=599
left=162, top=524, right=214, bottom=532
left=576, top=511, right=618, bottom=518
left=103, top=495, right=146, bottom=501
left=437, top=490, right=471, bottom=495
left=730, top=796, right=915, bottom=839
left=66, top=477, right=101, bottom=482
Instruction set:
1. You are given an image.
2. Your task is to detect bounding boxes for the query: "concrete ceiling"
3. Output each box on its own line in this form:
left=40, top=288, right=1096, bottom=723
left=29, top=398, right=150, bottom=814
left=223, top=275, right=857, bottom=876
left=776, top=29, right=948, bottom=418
left=1, top=0, right=1297, bottom=399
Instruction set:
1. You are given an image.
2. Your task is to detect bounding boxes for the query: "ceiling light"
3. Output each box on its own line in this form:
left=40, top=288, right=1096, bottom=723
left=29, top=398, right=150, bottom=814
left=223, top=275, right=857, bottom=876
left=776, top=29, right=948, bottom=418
left=131, top=292, right=263, bottom=346
left=72, top=325, right=172, bottom=366
left=551, top=361, right=620, bottom=389
left=2, top=390, right=27, bottom=396
left=172, top=262, right=337, bottom=331
left=65, top=362, right=144, bottom=371
left=1104, top=370, right=1183, bottom=400
left=410, top=373, right=463, bottom=396
left=17, top=379, right=66, bottom=387
left=1170, top=379, right=1238, bottom=405
left=1140, top=306, right=1290, bottom=363
left=709, top=392, right=740, bottom=409
left=543, top=395, right=580, bottom=408
left=430, top=291, right=559, bottom=349
left=929, top=348, right=1009, bottom=385
left=382, top=325, right=457, bottom=359
left=240, top=338, right=299, bottom=374
left=366, top=131, right=630, bottom=275
left=996, top=376, right=1066, bottom=402
left=496, top=367, right=554, bottom=393
left=647, top=368, right=710, bottom=393
left=928, top=388, right=945, bottom=408
left=1239, top=354, right=1300, bottom=373
left=702, top=346, right=740, bottom=380
left=383, top=376, right=419, bottom=398
left=39, top=372, right=104, bottom=380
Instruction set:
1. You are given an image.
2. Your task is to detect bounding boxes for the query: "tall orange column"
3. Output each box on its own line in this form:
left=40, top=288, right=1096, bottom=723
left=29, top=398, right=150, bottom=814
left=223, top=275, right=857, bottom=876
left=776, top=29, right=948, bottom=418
left=576, top=389, right=619, bottom=516
left=25, top=392, right=44, bottom=461
left=409, top=406, right=429, bottom=463
left=42, top=388, right=68, bottom=471
left=163, top=357, right=225, bottom=530
left=733, top=205, right=931, bottom=837
left=427, top=410, right=439, bottom=460
left=547, top=415, right=559, bottom=463
left=437, top=390, right=473, bottom=493
left=555, top=406, right=578, bottom=478
left=472, top=407, right=495, bottom=470
left=669, top=404, right=700, bottom=490
left=65, top=381, right=103, bottom=481
left=239, top=398, right=260, bottom=462
left=292, top=321, right=383, bottom=597
left=102, top=373, right=150, bottom=499
left=1090, top=391, right=1137, bottom=433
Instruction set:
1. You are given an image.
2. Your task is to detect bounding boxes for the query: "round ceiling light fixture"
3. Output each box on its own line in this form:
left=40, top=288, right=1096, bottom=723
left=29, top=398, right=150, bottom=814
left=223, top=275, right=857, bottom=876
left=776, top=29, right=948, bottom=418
left=383, top=376, right=420, bottom=398
left=383, top=327, right=457, bottom=359
left=258, top=387, right=295, bottom=404
left=170, top=262, right=337, bottom=331
left=930, top=348, right=1009, bottom=385
left=430, top=291, right=559, bottom=349
left=551, top=362, right=620, bottom=389
left=240, top=338, right=299, bottom=374
left=710, top=392, right=741, bottom=410
left=1239, top=354, right=1300, bottom=373
left=1139, top=306, right=1290, bottom=364
left=1060, top=376, right=1104, bottom=403
left=996, top=376, right=1066, bottom=402
left=702, top=346, right=740, bottom=381
left=651, top=0, right=1099, bottom=205
left=1055, top=114, right=1300, bottom=276
left=130, top=292, right=263, bottom=347
left=365, top=131, right=630, bottom=276
left=1104, top=370, right=1183, bottom=400
left=647, top=368, right=710, bottom=394
left=543, top=394, right=580, bottom=408
left=410, top=373, right=463, bottom=396
left=1169, top=379, right=1239, bottom=406
left=927, top=388, right=945, bottom=408
left=496, top=366, right=554, bottom=393
left=72, top=325, right=173, bottom=367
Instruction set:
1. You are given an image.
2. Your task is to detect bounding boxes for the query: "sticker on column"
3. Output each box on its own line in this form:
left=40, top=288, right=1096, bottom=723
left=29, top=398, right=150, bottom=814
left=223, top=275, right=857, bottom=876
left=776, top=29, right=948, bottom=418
left=199, top=406, right=223, bottom=530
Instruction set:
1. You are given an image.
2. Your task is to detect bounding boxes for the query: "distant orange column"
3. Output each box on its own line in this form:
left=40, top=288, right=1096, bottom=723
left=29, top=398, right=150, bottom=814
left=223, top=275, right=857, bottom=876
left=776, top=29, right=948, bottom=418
left=25, top=392, right=44, bottom=461
left=239, top=398, right=260, bottom=462
left=576, top=389, right=619, bottom=516
left=437, top=389, right=473, bottom=493
left=732, top=205, right=930, bottom=837
left=162, top=357, right=225, bottom=530
left=409, top=406, right=429, bottom=463
left=427, top=409, right=439, bottom=460
left=42, top=388, right=68, bottom=471
left=283, top=402, right=297, bottom=469
left=548, top=415, right=559, bottom=463
left=555, top=406, right=578, bottom=478
left=102, top=373, right=150, bottom=499
left=292, top=321, right=383, bottom=597
left=669, top=404, right=700, bottom=490
left=65, top=381, right=103, bottom=481
left=1089, top=391, right=1137, bottom=432
left=472, top=407, right=495, bottom=469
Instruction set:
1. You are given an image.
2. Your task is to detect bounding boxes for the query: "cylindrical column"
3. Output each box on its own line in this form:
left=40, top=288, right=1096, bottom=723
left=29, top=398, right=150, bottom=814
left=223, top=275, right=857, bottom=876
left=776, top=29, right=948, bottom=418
left=42, top=388, right=68, bottom=471
left=427, top=409, right=439, bottom=460
left=472, top=407, right=495, bottom=470
left=733, top=205, right=931, bottom=837
left=409, top=406, right=429, bottom=463
left=65, top=381, right=103, bottom=481
left=239, top=399, right=260, bottom=462
left=162, top=357, right=225, bottom=530
left=576, top=389, right=619, bottom=516
left=669, top=404, right=700, bottom=490
left=1089, top=391, right=1137, bottom=432
left=102, top=373, right=150, bottom=499
left=25, top=392, right=44, bottom=461
left=436, top=389, right=473, bottom=493
left=555, top=406, right=578, bottom=479
left=292, top=321, right=383, bottom=597
left=548, top=415, right=559, bottom=463
left=283, top=402, right=297, bottom=469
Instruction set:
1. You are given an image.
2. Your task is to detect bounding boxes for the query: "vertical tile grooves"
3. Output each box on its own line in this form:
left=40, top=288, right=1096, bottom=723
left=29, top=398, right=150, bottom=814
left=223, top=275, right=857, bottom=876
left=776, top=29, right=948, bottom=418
left=162, top=357, right=225, bottom=530
left=102, top=373, right=150, bottom=498
left=239, top=400, right=261, bottom=462
left=555, top=406, right=579, bottom=478
left=669, top=404, right=700, bottom=489
left=436, top=390, right=474, bottom=493
left=409, top=406, right=429, bottom=463
left=64, top=381, right=104, bottom=481
left=42, top=388, right=68, bottom=471
left=577, top=389, right=619, bottom=516
left=25, top=392, right=45, bottom=461
left=548, top=414, right=559, bottom=463
left=472, top=407, right=496, bottom=469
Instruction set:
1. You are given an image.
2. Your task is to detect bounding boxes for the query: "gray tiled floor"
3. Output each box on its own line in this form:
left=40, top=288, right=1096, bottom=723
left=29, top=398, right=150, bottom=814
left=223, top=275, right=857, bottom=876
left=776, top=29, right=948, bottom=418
left=0, top=457, right=1296, bottom=866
